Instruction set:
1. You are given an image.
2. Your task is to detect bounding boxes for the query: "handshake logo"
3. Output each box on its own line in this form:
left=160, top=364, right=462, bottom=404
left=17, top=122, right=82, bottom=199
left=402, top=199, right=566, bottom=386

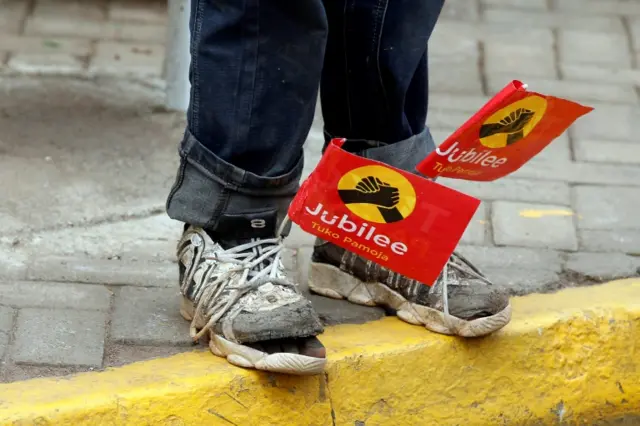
left=479, top=108, right=535, bottom=147
left=477, top=96, right=548, bottom=149
left=337, top=165, right=416, bottom=224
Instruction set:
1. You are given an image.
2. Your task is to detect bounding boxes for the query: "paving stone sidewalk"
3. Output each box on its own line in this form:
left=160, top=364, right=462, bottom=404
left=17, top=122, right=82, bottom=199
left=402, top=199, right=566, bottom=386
left=1, top=0, right=640, bottom=383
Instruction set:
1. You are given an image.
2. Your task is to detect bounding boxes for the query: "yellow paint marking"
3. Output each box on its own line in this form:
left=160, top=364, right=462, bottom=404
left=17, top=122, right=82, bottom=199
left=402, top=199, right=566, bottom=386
left=519, top=209, right=574, bottom=218
left=2, top=280, right=640, bottom=425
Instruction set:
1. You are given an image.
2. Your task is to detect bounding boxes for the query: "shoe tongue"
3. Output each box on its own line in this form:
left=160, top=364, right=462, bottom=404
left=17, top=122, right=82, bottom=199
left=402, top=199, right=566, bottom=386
left=204, top=231, right=250, bottom=250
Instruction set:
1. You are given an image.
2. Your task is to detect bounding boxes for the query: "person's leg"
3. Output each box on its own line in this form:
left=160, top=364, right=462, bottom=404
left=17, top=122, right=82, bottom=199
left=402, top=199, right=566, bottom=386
left=311, top=0, right=512, bottom=337
left=166, top=0, right=328, bottom=375
left=320, top=0, right=438, bottom=154
left=168, top=0, right=327, bottom=232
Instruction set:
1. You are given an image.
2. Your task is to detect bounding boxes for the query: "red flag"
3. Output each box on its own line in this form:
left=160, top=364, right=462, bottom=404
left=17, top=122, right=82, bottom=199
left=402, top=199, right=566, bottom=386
left=288, top=139, right=480, bottom=286
left=417, top=80, right=593, bottom=181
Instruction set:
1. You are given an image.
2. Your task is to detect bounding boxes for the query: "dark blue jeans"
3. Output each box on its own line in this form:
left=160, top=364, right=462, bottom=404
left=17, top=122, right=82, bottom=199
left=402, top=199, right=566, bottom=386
left=167, top=0, right=444, bottom=240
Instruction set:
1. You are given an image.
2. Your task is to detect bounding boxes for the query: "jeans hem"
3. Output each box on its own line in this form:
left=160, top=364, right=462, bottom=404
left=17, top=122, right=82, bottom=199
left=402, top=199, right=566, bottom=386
left=325, top=127, right=436, bottom=176
left=166, top=127, right=434, bottom=234
left=166, top=130, right=302, bottom=232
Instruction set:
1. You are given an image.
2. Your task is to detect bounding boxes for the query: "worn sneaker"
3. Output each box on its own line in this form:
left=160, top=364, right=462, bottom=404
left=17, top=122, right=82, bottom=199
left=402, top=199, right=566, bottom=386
left=309, top=240, right=511, bottom=337
left=177, top=226, right=326, bottom=375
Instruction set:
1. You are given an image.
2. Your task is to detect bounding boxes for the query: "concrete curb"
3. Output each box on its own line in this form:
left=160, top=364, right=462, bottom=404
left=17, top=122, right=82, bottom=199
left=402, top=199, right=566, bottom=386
left=1, top=279, right=640, bottom=425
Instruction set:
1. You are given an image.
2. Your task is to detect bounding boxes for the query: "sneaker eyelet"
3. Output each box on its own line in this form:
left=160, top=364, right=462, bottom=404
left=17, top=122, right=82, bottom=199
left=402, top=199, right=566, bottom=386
left=191, top=234, right=203, bottom=247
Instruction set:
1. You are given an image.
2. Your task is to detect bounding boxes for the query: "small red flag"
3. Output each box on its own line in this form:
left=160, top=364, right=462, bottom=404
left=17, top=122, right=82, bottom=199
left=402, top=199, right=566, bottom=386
left=288, top=139, right=480, bottom=286
left=416, top=80, right=593, bottom=181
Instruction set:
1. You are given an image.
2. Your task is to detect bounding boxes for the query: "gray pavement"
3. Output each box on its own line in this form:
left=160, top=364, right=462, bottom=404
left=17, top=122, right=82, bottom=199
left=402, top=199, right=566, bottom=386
left=1, top=0, right=640, bottom=383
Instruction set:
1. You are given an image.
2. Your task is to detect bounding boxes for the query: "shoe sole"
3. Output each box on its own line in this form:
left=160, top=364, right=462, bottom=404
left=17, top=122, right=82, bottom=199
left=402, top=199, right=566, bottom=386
left=180, top=297, right=326, bottom=375
left=308, top=262, right=512, bottom=337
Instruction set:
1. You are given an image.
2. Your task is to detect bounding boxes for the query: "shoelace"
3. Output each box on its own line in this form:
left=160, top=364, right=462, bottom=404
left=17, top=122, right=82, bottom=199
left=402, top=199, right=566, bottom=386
left=180, top=217, right=493, bottom=339
left=183, top=221, right=297, bottom=341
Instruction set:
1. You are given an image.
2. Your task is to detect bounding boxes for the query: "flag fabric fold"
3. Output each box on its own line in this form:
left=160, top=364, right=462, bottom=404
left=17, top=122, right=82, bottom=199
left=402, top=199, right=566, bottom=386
left=289, top=80, right=592, bottom=286
left=417, top=80, right=593, bottom=181
left=288, top=139, right=480, bottom=286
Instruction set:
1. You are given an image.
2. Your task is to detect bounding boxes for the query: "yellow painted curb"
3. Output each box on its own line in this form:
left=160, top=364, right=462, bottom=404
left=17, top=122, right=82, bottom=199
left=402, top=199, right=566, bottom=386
left=2, top=279, right=640, bottom=425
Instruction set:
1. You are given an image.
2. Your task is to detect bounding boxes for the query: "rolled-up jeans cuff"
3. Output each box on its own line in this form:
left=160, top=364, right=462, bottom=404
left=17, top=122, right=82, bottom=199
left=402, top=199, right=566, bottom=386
left=323, top=127, right=436, bottom=176
left=166, top=130, right=302, bottom=237
left=166, top=128, right=435, bottom=240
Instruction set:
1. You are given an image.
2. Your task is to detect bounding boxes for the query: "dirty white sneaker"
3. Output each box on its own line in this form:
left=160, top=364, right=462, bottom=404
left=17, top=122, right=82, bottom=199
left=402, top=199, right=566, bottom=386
left=309, top=240, right=511, bottom=337
left=178, top=226, right=326, bottom=375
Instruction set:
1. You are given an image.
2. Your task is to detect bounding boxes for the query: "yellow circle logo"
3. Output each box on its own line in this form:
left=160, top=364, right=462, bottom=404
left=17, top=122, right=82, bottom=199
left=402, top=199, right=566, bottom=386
left=337, top=165, right=416, bottom=224
left=478, top=96, right=548, bottom=148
